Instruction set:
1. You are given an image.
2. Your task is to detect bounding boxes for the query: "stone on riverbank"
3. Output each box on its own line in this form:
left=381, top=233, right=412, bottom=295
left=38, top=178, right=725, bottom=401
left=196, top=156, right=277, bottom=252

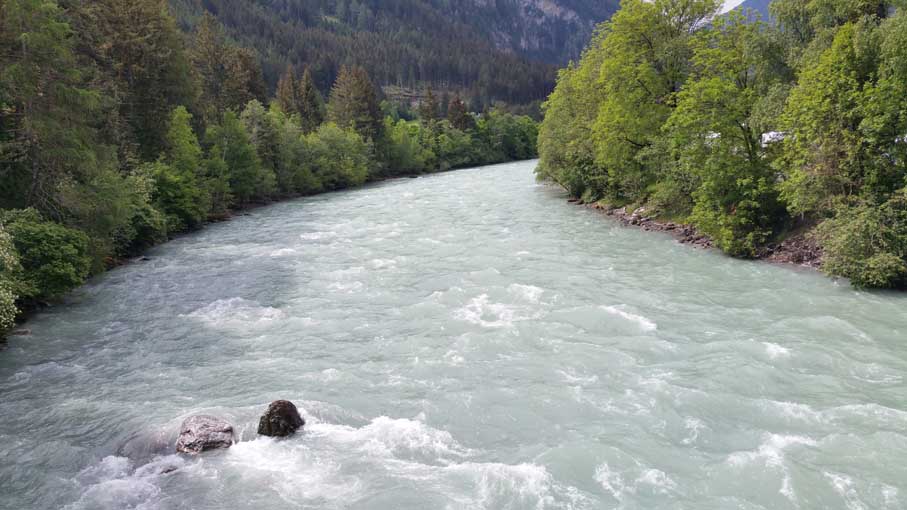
left=258, top=400, right=305, bottom=437
left=175, top=415, right=234, bottom=454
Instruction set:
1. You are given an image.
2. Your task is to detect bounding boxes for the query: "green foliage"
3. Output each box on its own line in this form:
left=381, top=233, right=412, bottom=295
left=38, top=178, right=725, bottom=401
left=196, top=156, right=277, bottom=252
left=538, top=0, right=907, bottom=286
left=818, top=190, right=907, bottom=288
left=328, top=66, right=384, bottom=145
left=155, top=106, right=210, bottom=232
left=0, top=225, right=22, bottom=333
left=205, top=111, right=274, bottom=205
left=298, top=68, right=326, bottom=135
left=303, top=124, right=370, bottom=190
left=0, top=209, right=92, bottom=300
left=667, top=12, right=789, bottom=256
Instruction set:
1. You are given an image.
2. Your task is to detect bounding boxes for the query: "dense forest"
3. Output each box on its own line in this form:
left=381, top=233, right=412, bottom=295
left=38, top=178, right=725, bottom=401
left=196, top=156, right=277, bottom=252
left=538, top=0, right=907, bottom=288
left=165, top=0, right=614, bottom=108
left=0, top=0, right=539, bottom=336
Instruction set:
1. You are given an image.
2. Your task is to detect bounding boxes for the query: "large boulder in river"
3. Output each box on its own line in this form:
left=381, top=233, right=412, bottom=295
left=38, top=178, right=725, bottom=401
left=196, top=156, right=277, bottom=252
left=175, top=415, right=234, bottom=454
left=258, top=400, right=305, bottom=437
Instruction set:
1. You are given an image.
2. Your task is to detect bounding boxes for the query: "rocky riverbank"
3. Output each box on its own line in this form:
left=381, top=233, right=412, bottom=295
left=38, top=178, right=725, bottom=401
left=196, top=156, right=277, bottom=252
left=578, top=200, right=823, bottom=269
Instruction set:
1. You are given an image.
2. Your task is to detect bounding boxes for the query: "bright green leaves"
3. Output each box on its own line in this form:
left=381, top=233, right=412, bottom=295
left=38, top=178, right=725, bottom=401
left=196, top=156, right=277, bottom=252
left=668, top=12, right=788, bottom=256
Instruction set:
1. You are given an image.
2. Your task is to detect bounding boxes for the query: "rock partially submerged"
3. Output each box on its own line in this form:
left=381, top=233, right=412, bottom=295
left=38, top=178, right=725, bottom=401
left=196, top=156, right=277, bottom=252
left=176, top=415, right=234, bottom=454
left=258, top=400, right=305, bottom=437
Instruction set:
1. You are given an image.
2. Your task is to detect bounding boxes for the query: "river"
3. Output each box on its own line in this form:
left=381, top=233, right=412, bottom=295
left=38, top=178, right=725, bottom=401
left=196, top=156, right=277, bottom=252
left=1, top=160, right=905, bottom=509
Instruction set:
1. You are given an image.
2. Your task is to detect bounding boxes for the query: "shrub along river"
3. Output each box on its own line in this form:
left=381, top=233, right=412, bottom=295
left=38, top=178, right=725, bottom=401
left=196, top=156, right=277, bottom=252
left=1, top=161, right=905, bottom=509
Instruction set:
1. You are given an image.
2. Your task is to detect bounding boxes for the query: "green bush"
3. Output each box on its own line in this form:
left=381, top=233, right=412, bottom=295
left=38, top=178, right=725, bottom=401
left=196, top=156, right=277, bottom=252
left=0, top=225, right=22, bottom=333
left=0, top=209, right=92, bottom=300
left=818, top=190, right=907, bottom=288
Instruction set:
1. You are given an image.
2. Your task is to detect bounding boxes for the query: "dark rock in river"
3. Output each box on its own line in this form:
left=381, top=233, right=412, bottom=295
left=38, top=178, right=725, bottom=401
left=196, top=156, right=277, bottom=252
left=176, top=415, right=234, bottom=454
left=258, top=400, right=305, bottom=437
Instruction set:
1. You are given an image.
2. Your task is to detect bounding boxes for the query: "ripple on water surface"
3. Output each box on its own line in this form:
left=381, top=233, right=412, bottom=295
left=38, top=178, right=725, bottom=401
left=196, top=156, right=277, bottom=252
left=1, top=161, right=906, bottom=509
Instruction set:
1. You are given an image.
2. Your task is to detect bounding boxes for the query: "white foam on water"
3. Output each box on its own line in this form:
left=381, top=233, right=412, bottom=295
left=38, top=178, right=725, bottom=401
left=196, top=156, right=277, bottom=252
left=761, top=400, right=824, bottom=423
left=454, top=294, right=520, bottom=329
left=727, top=434, right=818, bottom=502
left=441, top=462, right=585, bottom=510
left=763, top=342, right=791, bottom=359
left=300, top=231, right=335, bottom=240
left=594, top=463, right=676, bottom=500
left=327, top=281, right=364, bottom=293
left=65, top=455, right=188, bottom=510
left=594, top=462, right=626, bottom=500
left=369, top=258, right=398, bottom=269
left=635, top=469, right=677, bottom=494
left=184, top=298, right=284, bottom=326
left=309, top=416, right=470, bottom=462
left=508, top=283, right=544, bottom=303
left=600, top=305, right=657, bottom=332
left=326, top=266, right=365, bottom=278
left=823, top=472, right=868, bottom=510
left=682, top=417, right=705, bottom=445
left=268, top=248, right=297, bottom=257
left=558, top=369, right=599, bottom=386
left=225, top=439, right=363, bottom=505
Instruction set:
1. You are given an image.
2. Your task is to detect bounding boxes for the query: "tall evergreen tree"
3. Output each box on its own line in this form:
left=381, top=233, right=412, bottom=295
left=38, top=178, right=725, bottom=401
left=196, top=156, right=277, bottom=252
left=0, top=0, right=106, bottom=212
left=447, top=95, right=473, bottom=131
left=69, top=0, right=196, bottom=159
left=328, top=66, right=384, bottom=143
left=419, top=87, right=440, bottom=123
left=276, top=65, right=298, bottom=115
left=298, top=67, right=326, bottom=134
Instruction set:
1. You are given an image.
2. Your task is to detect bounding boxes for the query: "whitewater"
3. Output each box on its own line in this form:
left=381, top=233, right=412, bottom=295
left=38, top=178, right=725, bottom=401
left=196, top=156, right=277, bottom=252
left=1, top=161, right=905, bottom=509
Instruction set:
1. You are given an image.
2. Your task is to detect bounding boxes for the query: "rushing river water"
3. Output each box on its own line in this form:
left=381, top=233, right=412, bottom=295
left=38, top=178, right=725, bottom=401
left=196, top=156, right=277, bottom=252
left=1, top=160, right=906, bottom=510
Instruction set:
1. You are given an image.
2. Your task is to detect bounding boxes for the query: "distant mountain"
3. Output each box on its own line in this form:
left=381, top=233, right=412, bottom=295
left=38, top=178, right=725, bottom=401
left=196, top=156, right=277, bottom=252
left=734, top=0, right=772, bottom=20
left=168, top=0, right=617, bottom=107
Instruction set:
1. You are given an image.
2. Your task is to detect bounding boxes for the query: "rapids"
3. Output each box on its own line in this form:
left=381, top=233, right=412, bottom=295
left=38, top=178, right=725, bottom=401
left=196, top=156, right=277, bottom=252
left=1, top=161, right=905, bottom=509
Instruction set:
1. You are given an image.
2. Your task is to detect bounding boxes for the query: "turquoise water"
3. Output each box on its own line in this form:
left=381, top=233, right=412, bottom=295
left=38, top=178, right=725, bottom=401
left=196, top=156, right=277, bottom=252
left=1, top=160, right=905, bottom=509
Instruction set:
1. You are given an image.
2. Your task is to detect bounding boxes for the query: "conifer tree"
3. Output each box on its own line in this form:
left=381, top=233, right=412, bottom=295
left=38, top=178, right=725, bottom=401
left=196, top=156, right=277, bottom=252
left=419, top=87, right=440, bottom=123
left=298, top=67, right=326, bottom=134
left=276, top=65, right=299, bottom=115
left=447, top=95, right=473, bottom=131
left=328, top=66, right=384, bottom=143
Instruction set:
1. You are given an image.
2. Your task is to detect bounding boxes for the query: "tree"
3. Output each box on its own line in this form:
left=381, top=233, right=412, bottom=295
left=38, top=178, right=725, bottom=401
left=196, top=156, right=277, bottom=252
left=666, top=12, right=788, bottom=256
left=191, top=14, right=265, bottom=123
left=0, top=0, right=105, bottom=213
left=0, top=209, right=92, bottom=300
left=419, top=87, right=440, bottom=123
left=328, top=66, right=384, bottom=144
left=593, top=0, right=720, bottom=200
left=298, top=67, right=326, bottom=134
left=205, top=111, right=273, bottom=205
left=240, top=100, right=281, bottom=183
left=153, top=106, right=210, bottom=231
left=276, top=65, right=299, bottom=115
left=447, top=95, right=473, bottom=131
left=68, top=0, right=196, bottom=159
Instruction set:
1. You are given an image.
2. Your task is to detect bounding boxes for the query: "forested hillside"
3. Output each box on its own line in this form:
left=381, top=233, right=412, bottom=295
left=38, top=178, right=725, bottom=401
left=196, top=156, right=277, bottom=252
left=537, top=0, right=907, bottom=288
left=0, top=0, right=539, bottom=336
left=165, top=0, right=618, bottom=108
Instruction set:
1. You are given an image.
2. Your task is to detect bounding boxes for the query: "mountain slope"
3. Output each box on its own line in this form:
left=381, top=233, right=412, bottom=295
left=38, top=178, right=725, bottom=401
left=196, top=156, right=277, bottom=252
left=168, top=0, right=617, bottom=106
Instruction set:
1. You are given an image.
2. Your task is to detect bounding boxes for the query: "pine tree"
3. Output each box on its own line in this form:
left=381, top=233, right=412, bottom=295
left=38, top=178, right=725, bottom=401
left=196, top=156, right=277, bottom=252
left=276, top=65, right=298, bottom=115
left=447, top=95, right=472, bottom=131
left=298, top=67, right=326, bottom=134
left=419, top=87, right=439, bottom=123
left=191, top=14, right=265, bottom=123
left=0, top=0, right=105, bottom=212
left=70, top=0, right=196, bottom=159
left=191, top=13, right=229, bottom=124
left=328, top=66, right=384, bottom=143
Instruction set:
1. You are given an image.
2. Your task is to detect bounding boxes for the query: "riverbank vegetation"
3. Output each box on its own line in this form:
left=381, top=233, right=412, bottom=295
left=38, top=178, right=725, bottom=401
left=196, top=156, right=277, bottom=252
left=0, top=0, right=538, bottom=336
left=537, top=0, right=907, bottom=288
